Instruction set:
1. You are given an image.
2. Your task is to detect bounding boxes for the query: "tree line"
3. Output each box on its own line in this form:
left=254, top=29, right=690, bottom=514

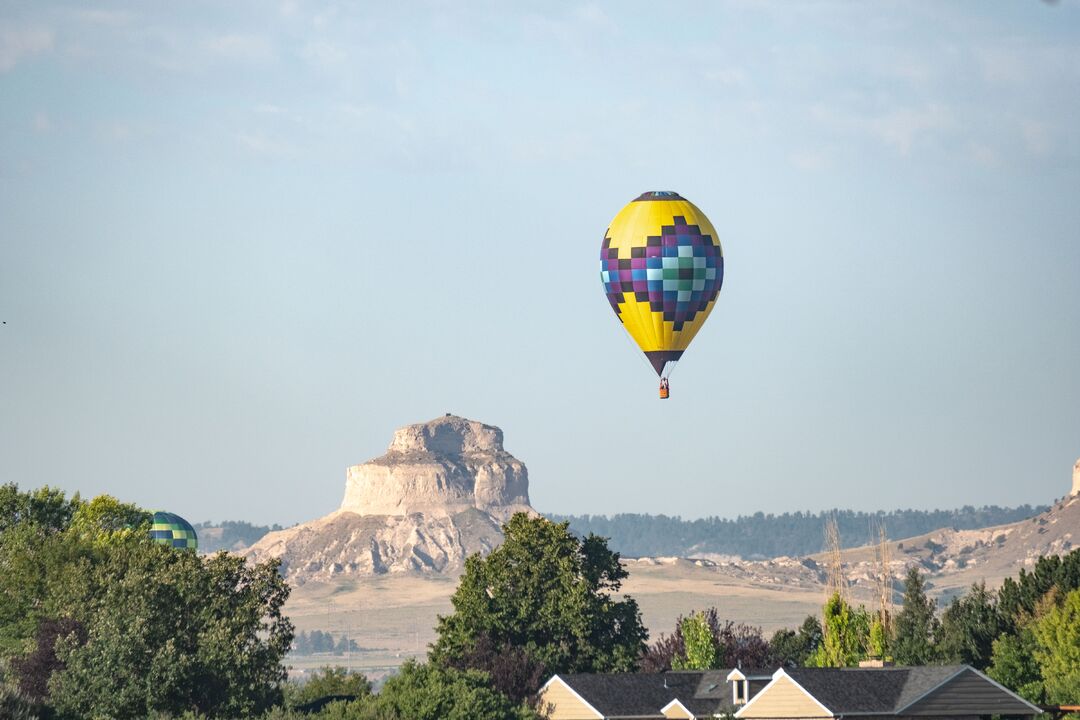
left=0, top=483, right=293, bottom=719
left=2, top=483, right=1075, bottom=719
left=549, top=504, right=1045, bottom=558
left=292, top=631, right=363, bottom=657
left=193, top=504, right=1045, bottom=558
left=644, top=550, right=1080, bottom=711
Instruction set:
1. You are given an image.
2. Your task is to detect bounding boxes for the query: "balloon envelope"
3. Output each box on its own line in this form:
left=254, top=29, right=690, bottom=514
left=600, top=191, right=724, bottom=377
left=150, top=511, right=198, bottom=551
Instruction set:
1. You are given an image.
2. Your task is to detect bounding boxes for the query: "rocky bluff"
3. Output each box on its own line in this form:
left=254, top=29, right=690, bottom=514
left=340, top=415, right=532, bottom=520
left=243, top=415, right=535, bottom=582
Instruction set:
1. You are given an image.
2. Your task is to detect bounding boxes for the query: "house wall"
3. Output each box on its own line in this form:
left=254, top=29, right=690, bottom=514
left=663, top=701, right=694, bottom=719
left=537, top=678, right=603, bottom=720
left=904, top=670, right=1038, bottom=716
left=737, top=676, right=833, bottom=719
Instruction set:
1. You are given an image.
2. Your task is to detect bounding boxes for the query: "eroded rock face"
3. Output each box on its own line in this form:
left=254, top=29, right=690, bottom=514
left=340, top=415, right=532, bottom=522
left=243, top=508, right=506, bottom=582
left=242, top=415, right=535, bottom=581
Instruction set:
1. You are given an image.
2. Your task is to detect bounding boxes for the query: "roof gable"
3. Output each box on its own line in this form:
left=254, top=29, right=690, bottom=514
left=738, top=665, right=1041, bottom=718
left=899, top=666, right=1043, bottom=716
left=662, top=698, right=696, bottom=719
left=553, top=672, right=700, bottom=718
left=545, top=668, right=782, bottom=719
left=736, top=671, right=833, bottom=719
left=538, top=675, right=604, bottom=719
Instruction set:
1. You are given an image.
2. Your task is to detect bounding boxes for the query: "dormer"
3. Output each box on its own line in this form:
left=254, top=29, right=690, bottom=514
left=726, top=668, right=749, bottom=706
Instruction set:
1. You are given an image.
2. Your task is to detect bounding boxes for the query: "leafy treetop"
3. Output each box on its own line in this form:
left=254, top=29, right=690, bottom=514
left=430, top=513, right=647, bottom=677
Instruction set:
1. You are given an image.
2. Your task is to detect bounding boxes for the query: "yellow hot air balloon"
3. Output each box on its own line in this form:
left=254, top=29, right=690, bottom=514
left=600, top=191, right=724, bottom=398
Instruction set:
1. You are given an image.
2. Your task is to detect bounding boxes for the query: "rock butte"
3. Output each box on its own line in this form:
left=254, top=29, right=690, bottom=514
left=243, top=415, right=535, bottom=581
left=341, top=414, right=532, bottom=521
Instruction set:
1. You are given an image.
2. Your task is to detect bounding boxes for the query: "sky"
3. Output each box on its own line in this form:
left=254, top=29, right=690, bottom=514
left=1, top=1, right=1079, bottom=527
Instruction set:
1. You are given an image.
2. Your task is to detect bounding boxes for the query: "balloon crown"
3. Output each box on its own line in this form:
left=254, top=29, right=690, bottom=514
left=634, top=191, right=684, bottom=201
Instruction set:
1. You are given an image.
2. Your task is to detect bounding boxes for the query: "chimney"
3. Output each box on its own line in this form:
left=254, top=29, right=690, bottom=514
left=858, top=659, right=894, bottom=668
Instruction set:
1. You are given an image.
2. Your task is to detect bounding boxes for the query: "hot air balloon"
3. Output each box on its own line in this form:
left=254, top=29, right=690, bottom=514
left=149, top=511, right=198, bottom=551
left=600, top=191, right=724, bottom=398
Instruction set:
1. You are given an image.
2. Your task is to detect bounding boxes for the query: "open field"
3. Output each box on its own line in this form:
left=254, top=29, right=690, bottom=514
left=282, top=498, right=1077, bottom=676
left=281, top=558, right=858, bottom=676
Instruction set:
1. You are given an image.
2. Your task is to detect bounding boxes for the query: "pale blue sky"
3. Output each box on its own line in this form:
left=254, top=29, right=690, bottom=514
left=2, top=1, right=1078, bottom=526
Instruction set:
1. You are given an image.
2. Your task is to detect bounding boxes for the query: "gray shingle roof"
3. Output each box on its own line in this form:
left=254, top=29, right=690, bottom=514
left=555, top=672, right=697, bottom=718
left=556, top=669, right=775, bottom=718
left=781, top=665, right=1033, bottom=716
left=554, top=664, right=1039, bottom=719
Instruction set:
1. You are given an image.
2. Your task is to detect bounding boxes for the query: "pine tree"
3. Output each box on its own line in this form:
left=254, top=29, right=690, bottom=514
left=893, top=567, right=938, bottom=665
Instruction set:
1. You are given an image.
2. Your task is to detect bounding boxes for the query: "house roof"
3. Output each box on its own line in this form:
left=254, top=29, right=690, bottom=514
left=695, top=670, right=734, bottom=699
left=783, top=666, right=963, bottom=714
left=737, top=666, right=1043, bottom=718
left=552, top=669, right=778, bottom=718
left=553, top=672, right=699, bottom=718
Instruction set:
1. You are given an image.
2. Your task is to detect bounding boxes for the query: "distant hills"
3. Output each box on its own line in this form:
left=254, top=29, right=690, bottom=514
left=192, top=415, right=1052, bottom=570
left=198, top=504, right=1046, bottom=559
left=548, top=505, right=1047, bottom=559
left=194, top=520, right=284, bottom=553
left=829, top=492, right=1080, bottom=600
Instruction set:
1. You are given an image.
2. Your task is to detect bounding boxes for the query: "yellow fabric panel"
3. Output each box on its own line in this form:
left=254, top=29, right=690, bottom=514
left=616, top=295, right=719, bottom=352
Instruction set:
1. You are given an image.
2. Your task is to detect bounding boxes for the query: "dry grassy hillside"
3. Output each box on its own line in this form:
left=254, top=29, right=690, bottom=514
left=282, top=495, right=1077, bottom=676
left=823, top=493, right=1078, bottom=601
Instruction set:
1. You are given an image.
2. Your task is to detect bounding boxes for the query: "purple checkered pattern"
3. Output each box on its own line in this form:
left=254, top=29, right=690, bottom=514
left=600, top=216, right=724, bottom=331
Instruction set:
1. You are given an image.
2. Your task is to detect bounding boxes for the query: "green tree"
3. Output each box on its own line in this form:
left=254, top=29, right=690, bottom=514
left=289, top=667, right=372, bottom=707
left=769, top=615, right=822, bottom=668
left=988, top=630, right=1043, bottom=703
left=338, top=661, right=540, bottom=720
left=48, top=544, right=293, bottom=719
left=672, top=612, right=719, bottom=670
left=868, top=616, right=888, bottom=661
left=9, top=616, right=85, bottom=704
left=0, top=515, right=97, bottom=656
left=892, top=567, right=938, bottom=665
left=443, top=632, right=548, bottom=704
left=997, top=549, right=1080, bottom=633
left=430, top=514, right=647, bottom=678
left=1031, top=588, right=1080, bottom=705
left=0, top=483, right=78, bottom=534
left=936, top=582, right=1000, bottom=669
left=807, top=593, right=871, bottom=667
left=66, top=494, right=152, bottom=549
left=0, top=683, right=39, bottom=720
left=0, top=486, right=294, bottom=719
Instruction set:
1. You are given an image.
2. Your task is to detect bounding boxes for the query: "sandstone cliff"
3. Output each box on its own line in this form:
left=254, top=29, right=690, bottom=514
left=243, top=415, right=535, bottom=582
left=340, top=415, right=531, bottom=522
